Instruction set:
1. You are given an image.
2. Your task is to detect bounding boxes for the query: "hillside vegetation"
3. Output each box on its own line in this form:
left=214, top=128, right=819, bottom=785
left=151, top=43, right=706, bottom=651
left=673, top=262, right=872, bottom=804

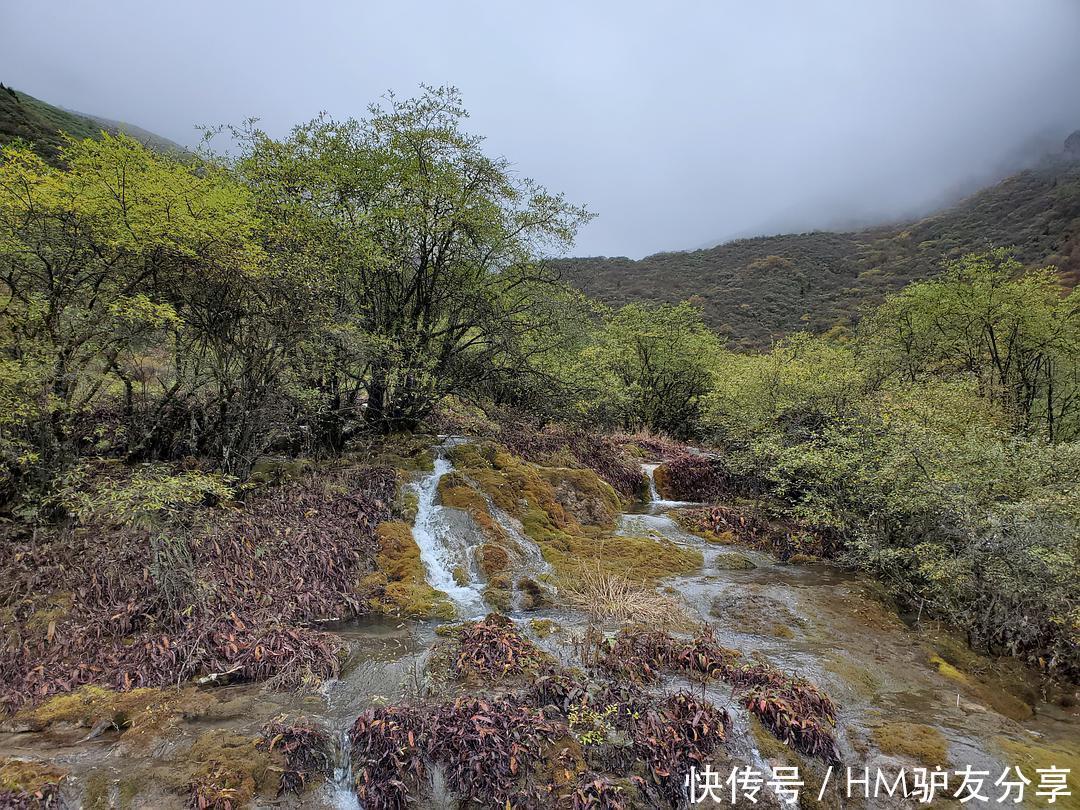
left=559, top=145, right=1080, bottom=348
left=0, top=83, right=182, bottom=160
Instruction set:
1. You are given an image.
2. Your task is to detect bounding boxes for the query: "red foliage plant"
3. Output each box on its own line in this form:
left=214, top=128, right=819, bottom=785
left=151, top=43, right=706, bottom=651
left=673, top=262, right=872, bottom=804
left=678, top=505, right=841, bottom=560
left=452, top=613, right=554, bottom=683
left=0, top=466, right=396, bottom=712
left=258, top=717, right=333, bottom=795
left=595, top=628, right=841, bottom=764
left=656, top=452, right=758, bottom=502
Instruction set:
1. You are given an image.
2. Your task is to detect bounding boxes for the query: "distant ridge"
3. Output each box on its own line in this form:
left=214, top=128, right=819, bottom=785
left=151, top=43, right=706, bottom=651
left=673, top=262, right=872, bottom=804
left=558, top=134, right=1080, bottom=349
left=0, top=83, right=185, bottom=161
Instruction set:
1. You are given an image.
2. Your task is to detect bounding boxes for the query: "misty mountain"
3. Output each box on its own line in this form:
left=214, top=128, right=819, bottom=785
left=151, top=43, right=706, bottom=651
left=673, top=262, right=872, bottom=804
left=558, top=136, right=1080, bottom=349
left=0, top=84, right=183, bottom=161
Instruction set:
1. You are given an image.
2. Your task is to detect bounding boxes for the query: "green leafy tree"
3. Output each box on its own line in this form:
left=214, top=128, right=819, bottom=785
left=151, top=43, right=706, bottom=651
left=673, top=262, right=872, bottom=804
left=235, top=86, right=592, bottom=436
left=859, top=249, right=1080, bottom=440
left=584, top=301, right=723, bottom=438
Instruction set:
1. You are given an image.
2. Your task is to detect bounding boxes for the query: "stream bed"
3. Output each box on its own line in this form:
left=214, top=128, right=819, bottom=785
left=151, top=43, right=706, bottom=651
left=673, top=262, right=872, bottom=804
left=1, top=460, right=1076, bottom=808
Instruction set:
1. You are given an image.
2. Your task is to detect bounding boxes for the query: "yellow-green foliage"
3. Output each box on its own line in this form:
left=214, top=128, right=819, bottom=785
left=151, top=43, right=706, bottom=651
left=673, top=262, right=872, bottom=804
left=0, top=757, right=66, bottom=795
left=449, top=442, right=701, bottom=582
left=872, top=722, right=949, bottom=768
left=363, top=521, right=454, bottom=619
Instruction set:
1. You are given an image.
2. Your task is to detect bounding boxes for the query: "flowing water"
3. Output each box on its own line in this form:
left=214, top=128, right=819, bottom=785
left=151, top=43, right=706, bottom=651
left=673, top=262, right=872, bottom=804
left=1, top=454, right=1076, bottom=808
left=409, top=443, right=486, bottom=616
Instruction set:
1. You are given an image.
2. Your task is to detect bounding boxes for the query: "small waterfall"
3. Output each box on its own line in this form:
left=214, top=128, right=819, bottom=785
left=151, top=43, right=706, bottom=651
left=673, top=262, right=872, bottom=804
left=489, top=502, right=550, bottom=576
left=330, top=730, right=360, bottom=809
left=411, top=446, right=486, bottom=615
left=641, top=462, right=696, bottom=512
left=643, top=463, right=662, bottom=501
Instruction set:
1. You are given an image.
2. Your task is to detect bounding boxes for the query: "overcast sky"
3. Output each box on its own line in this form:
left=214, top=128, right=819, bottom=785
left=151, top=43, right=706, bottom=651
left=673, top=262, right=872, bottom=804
left=3, top=1, right=1079, bottom=258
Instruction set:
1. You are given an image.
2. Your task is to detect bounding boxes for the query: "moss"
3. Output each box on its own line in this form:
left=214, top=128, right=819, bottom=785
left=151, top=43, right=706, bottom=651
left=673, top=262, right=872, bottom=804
left=541, top=532, right=702, bottom=583
left=84, top=772, right=110, bottom=810
left=363, top=521, right=454, bottom=619
left=449, top=442, right=701, bottom=584
left=823, top=655, right=881, bottom=700
left=364, top=433, right=437, bottom=472
left=998, top=737, right=1080, bottom=810
left=872, top=722, right=949, bottom=768
left=397, top=489, right=419, bottom=524
left=928, top=654, right=1033, bottom=721
left=484, top=585, right=513, bottom=612
left=186, top=730, right=279, bottom=808
left=25, top=591, right=73, bottom=637
left=17, top=684, right=213, bottom=742
left=479, top=543, right=510, bottom=578
left=714, top=552, right=756, bottom=570
left=652, top=464, right=673, bottom=500
left=0, top=758, right=66, bottom=795
left=787, top=553, right=818, bottom=564
left=770, top=623, right=795, bottom=639
left=540, top=467, right=622, bottom=528
left=517, top=577, right=549, bottom=611
left=529, top=618, right=560, bottom=638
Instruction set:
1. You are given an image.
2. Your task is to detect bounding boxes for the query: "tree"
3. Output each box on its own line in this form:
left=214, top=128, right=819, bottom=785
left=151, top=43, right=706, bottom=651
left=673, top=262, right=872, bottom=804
left=235, top=86, right=592, bottom=436
left=859, top=249, right=1080, bottom=441
left=0, top=134, right=262, bottom=502
left=584, top=301, right=722, bottom=438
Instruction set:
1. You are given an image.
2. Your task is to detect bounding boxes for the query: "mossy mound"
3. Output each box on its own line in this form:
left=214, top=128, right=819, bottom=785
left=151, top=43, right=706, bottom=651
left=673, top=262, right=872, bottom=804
left=927, top=652, right=1033, bottom=721
left=362, top=433, right=437, bottom=472
left=0, top=757, right=66, bottom=803
left=362, top=521, right=454, bottom=619
left=714, top=552, right=756, bottom=570
left=448, top=442, right=700, bottom=583
left=16, top=684, right=214, bottom=744
left=651, top=464, right=673, bottom=500
left=922, top=629, right=1038, bottom=720
left=529, top=618, right=560, bottom=638
left=998, top=736, right=1080, bottom=810
left=872, top=722, right=949, bottom=768
left=540, top=467, right=622, bottom=528
left=186, top=730, right=279, bottom=809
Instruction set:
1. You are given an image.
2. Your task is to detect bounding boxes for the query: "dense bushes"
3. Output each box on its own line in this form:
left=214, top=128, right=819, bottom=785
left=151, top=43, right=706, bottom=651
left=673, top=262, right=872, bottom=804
left=697, top=256, right=1080, bottom=678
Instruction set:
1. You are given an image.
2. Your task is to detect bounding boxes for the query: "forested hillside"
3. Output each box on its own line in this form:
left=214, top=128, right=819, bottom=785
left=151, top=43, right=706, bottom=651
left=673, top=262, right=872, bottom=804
left=559, top=143, right=1080, bottom=348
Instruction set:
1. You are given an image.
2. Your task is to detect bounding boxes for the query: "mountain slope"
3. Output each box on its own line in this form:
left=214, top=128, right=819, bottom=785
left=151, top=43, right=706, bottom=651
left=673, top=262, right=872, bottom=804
left=0, top=83, right=184, bottom=160
left=559, top=141, right=1080, bottom=349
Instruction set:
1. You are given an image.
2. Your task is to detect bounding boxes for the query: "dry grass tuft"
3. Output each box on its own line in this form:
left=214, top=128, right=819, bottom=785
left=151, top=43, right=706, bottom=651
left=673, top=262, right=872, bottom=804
left=562, top=565, right=691, bottom=627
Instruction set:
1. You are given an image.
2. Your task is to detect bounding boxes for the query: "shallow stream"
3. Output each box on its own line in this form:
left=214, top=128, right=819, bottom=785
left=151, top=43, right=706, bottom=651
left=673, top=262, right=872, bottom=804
left=1, top=459, right=1075, bottom=808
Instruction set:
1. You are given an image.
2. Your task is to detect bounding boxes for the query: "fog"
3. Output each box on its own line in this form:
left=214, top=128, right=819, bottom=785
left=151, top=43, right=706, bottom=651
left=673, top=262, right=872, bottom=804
left=3, top=1, right=1079, bottom=258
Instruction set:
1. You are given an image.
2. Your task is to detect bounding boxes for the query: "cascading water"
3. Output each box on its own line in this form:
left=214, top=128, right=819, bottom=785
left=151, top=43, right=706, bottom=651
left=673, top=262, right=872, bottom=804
left=330, top=730, right=360, bottom=810
left=641, top=462, right=696, bottom=512
left=411, top=444, right=486, bottom=615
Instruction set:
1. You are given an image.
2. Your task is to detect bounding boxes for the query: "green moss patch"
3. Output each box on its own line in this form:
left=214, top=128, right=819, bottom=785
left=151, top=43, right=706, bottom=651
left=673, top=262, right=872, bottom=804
left=872, top=722, right=949, bottom=768
left=362, top=521, right=454, bottom=619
